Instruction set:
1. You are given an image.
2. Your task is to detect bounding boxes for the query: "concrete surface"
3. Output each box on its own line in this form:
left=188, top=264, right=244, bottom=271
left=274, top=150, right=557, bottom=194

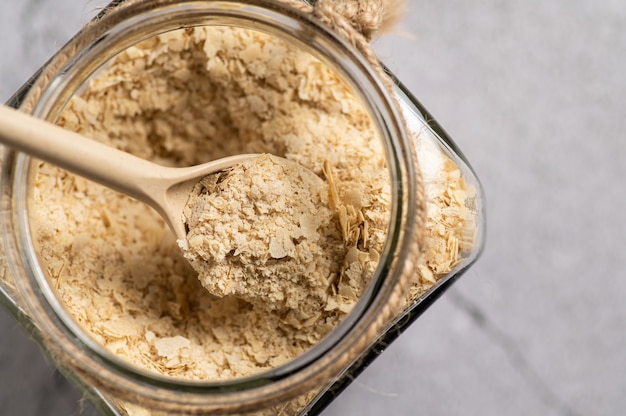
left=1, top=1, right=625, bottom=415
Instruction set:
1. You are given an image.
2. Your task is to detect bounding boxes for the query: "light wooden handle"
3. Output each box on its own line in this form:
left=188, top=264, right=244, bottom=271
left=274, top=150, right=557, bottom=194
left=0, top=105, right=158, bottom=201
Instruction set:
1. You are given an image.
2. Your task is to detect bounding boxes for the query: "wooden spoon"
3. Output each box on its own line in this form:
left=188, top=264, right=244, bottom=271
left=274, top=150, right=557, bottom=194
left=0, top=105, right=256, bottom=240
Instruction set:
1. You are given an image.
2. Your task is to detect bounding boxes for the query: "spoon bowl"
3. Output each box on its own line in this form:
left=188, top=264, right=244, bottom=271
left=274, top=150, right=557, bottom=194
left=0, top=105, right=257, bottom=240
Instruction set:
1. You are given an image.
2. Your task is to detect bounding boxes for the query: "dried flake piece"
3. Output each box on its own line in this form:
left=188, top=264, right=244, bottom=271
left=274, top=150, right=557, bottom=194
left=100, top=317, right=140, bottom=338
left=154, top=336, right=191, bottom=359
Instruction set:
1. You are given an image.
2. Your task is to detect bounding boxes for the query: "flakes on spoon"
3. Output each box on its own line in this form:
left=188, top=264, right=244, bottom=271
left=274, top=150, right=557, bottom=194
left=179, top=154, right=344, bottom=320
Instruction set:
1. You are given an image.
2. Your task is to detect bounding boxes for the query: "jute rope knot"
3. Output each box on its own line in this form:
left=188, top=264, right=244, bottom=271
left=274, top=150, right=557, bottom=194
left=314, top=0, right=384, bottom=41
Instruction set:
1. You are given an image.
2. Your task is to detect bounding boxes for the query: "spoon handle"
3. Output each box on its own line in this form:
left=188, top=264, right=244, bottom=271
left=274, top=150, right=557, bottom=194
left=0, top=105, right=159, bottom=202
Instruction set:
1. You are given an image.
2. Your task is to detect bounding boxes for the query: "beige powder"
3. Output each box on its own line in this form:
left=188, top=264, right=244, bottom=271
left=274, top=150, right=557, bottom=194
left=28, top=23, right=476, bottom=405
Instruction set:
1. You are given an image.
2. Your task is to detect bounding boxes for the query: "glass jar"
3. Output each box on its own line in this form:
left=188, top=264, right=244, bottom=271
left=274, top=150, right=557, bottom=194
left=0, top=0, right=485, bottom=415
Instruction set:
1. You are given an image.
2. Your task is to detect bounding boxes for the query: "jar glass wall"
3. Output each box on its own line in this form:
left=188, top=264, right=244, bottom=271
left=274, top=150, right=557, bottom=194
left=0, top=1, right=484, bottom=415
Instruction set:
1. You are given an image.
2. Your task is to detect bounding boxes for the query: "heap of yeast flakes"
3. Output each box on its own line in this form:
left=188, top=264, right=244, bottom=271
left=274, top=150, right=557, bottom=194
left=31, top=26, right=390, bottom=380
left=180, top=154, right=344, bottom=322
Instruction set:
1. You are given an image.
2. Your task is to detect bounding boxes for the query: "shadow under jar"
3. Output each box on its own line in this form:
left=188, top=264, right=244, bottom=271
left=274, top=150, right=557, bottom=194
left=0, top=1, right=485, bottom=415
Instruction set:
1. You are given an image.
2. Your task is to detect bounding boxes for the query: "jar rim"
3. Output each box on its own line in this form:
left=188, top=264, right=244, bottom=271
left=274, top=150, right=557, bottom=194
left=5, top=0, right=417, bottom=411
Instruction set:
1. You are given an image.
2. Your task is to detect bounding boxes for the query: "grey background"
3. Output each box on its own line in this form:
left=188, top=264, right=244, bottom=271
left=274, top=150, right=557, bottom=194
left=1, top=1, right=625, bottom=415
